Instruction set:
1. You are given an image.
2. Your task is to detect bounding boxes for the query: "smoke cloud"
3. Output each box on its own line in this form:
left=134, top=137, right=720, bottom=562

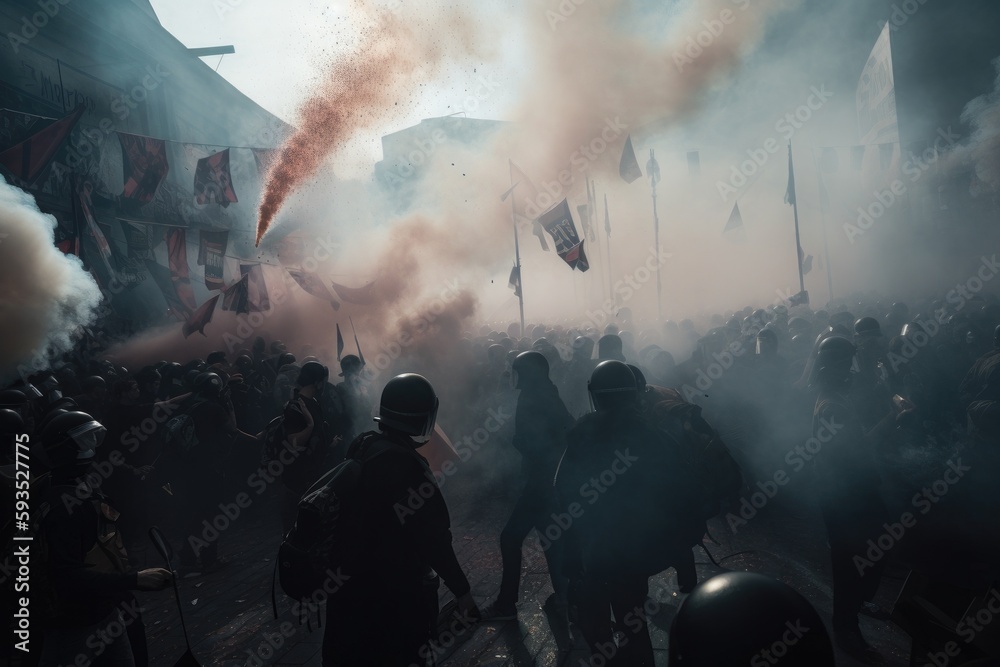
left=0, top=181, right=103, bottom=381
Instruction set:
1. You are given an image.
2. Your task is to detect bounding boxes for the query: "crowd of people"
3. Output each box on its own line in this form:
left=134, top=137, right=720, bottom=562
left=2, top=289, right=1000, bottom=666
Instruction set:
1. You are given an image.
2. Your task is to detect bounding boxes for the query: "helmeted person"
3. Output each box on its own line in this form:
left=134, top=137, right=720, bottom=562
left=597, top=333, right=626, bottom=362
left=278, top=361, right=338, bottom=533
left=852, top=317, right=893, bottom=430
left=35, top=411, right=172, bottom=667
left=481, top=351, right=574, bottom=621
left=556, top=361, right=700, bottom=667
left=810, top=336, right=899, bottom=661
left=336, top=354, right=374, bottom=445
left=668, top=572, right=835, bottom=666
left=323, top=373, right=479, bottom=666
left=562, top=336, right=598, bottom=417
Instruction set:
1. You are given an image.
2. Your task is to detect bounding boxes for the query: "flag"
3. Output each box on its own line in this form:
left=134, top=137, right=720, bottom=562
left=604, top=194, right=611, bottom=238
left=194, top=149, right=238, bottom=207
left=166, top=229, right=198, bottom=315
left=287, top=268, right=340, bottom=310
left=330, top=280, right=376, bottom=305
left=252, top=148, right=278, bottom=177
left=198, top=230, right=228, bottom=291
left=221, top=272, right=250, bottom=314
left=118, top=132, right=169, bottom=203
left=241, top=264, right=270, bottom=312
left=0, top=105, right=84, bottom=184
left=350, top=317, right=366, bottom=367
left=687, top=151, right=701, bottom=177
left=723, top=203, right=747, bottom=244
left=508, top=265, right=521, bottom=297
left=788, top=290, right=810, bottom=307
left=784, top=144, right=796, bottom=206
left=145, top=259, right=191, bottom=320
left=619, top=135, right=642, bottom=184
left=79, top=188, right=115, bottom=278
left=798, top=246, right=813, bottom=275
left=336, top=323, right=345, bottom=362
left=182, top=295, right=220, bottom=338
left=532, top=220, right=549, bottom=251
left=539, top=199, right=587, bottom=271
left=559, top=240, right=590, bottom=272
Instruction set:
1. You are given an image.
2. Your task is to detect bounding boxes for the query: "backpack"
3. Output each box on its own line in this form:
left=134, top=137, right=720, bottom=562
left=259, top=415, right=287, bottom=466
left=275, top=433, right=407, bottom=605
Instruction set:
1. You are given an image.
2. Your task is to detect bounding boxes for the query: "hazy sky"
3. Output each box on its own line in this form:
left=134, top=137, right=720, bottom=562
left=148, top=0, right=521, bottom=130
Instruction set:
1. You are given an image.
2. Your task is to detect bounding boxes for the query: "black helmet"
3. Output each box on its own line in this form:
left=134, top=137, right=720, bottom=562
left=377, top=373, right=439, bottom=440
left=756, top=328, right=778, bottom=357
left=235, top=355, right=253, bottom=371
left=511, top=351, right=549, bottom=389
left=0, top=389, right=28, bottom=411
left=193, top=372, right=223, bottom=396
left=340, top=354, right=364, bottom=377
left=588, top=360, right=637, bottom=411
left=669, top=572, right=834, bottom=666
left=854, top=316, right=882, bottom=338
left=82, top=375, right=106, bottom=392
left=0, top=408, right=24, bottom=434
left=297, top=361, right=329, bottom=387
left=597, top=334, right=626, bottom=362
left=36, top=411, right=106, bottom=469
left=809, top=336, right=856, bottom=388
left=626, top=364, right=647, bottom=392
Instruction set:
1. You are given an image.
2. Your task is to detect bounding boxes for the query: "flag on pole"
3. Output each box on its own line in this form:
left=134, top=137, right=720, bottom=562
left=539, top=199, right=588, bottom=272
left=723, top=203, right=746, bottom=243
left=288, top=268, right=340, bottom=310
left=336, top=323, right=345, bottom=362
left=0, top=105, right=84, bottom=184
left=182, top=295, right=220, bottom=338
left=349, top=317, right=366, bottom=367
left=784, top=144, right=797, bottom=206
left=559, top=240, right=590, bottom=272
left=619, top=135, right=642, bottom=184
left=508, top=265, right=522, bottom=297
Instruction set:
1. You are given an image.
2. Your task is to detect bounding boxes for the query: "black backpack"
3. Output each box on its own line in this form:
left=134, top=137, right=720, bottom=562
left=275, top=433, right=407, bottom=606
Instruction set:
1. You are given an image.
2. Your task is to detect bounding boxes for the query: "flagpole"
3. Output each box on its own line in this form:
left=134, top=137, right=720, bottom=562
left=604, top=193, right=615, bottom=306
left=812, top=150, right=835, bottom=302
left=789, top=142, right=805, bottom=294
left=649, top=149, right=662, bottom=322
left=510, top=186, right=526, bottom=337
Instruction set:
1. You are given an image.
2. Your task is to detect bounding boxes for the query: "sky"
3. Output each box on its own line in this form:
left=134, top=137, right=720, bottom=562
left=148, top=0, right=522, bottom=132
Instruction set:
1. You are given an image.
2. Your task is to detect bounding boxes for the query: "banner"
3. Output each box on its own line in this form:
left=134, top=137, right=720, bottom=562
left=619, top=135, right=642, bottom=184
left=0, top=105, right=83, bottom=183
left=145, top=259, right=191, bottom=320
left=240, top=263, right=270, bottom=312
left=119, top=132, right=169, bottom=203
left=539, top=199, right=588, bottom=271
left=330, top=280, right=376, bottom=305
left=194, top=149, right=238, bottom=207
left=508, top=265, right=521, bottom=297
left=856, top=23, right=899, bottom=146
left=222, top=272, right=249, bottom=314
left=166, top=229, right=197, bottom=315
left=198, top=230, right=229, bottom=291
left=183, top=295, right=220, bottom=338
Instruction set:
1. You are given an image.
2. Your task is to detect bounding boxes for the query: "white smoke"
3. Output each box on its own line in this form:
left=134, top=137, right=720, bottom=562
left=0, top=180, right=103, bottom=381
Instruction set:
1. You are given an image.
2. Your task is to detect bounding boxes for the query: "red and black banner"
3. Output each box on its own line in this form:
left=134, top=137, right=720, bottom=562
left=538, top=198, right=588, bottom=271
left=166, top=229, right=197, bottom=316
left=0, top=105, right=84, bottom=184
left=183, top=295, right=220, bottom=338
left=194, top=149, right=238, bottom=207
left=119, top=132, right=169, bottom=203
left=197, top=230, right=229, bottom=291
left=145, top=258, right=191, bottom=321
left=222, top=273, right=249, bottom=314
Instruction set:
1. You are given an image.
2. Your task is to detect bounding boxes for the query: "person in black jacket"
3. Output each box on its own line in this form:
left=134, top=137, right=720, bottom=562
left=323, top=373, right=479, bottom=667
left=555, top=361, right=700, bottom=667
left=36, top=411, right=172, bottom=667
left=481, top=351, right=574, bottom=621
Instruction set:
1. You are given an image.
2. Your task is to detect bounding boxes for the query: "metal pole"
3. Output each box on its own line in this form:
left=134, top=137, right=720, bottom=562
left=511, top=194, right=525, bottom=337
left=789, top=143, right=805, bottom=294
